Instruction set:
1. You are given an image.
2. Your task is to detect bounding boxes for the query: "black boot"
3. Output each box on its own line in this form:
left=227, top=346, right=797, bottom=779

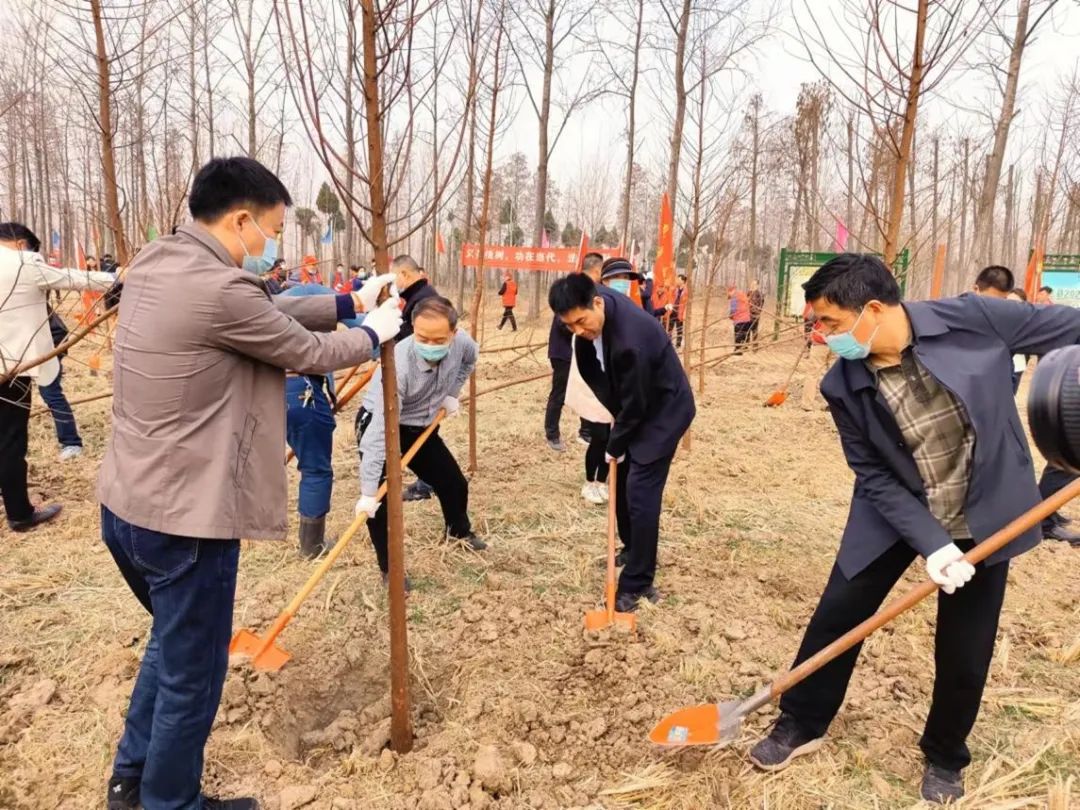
left=298, top=515, right=327, bottom=559
left=106, top=776, right=140, bottom=810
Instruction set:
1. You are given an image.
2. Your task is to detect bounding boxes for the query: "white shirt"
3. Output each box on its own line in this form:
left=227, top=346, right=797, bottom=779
left=594, top=335, right=605, bottom=372
left=0, top=247, right=115, bottom=384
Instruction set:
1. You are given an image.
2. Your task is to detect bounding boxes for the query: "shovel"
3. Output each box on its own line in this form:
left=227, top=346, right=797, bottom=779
left=764, top=343, right=809, bottom=407
left=585, top=460, right=636, bottom=632
left=232, top=409, right=446, bottom=671
left=649, top=477, right=1080, bottom=747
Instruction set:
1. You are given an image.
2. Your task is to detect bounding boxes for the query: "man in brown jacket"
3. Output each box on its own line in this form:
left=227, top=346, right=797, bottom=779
left=98, top=157, right=402, bottom=810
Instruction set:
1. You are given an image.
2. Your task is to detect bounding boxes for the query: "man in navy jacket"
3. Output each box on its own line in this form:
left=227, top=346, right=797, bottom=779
left=549, top=268, right=695, bottom=610
left=750, top=254, right=1080, bottom=804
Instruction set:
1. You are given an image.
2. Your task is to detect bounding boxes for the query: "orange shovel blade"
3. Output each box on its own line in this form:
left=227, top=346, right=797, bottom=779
left=583, top=609, right=638, bottom=632
left=229, top=629, right=292, bottom=672
left=648, top=703, right=721, bottom=746
left=764, top=390, right=787, bottom=407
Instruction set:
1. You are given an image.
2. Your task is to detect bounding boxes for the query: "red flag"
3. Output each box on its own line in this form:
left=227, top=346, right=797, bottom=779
left=576, top=231, right=590, bottom=271
left=1023, top=244, right=1044, bottom=301
left=76, top=240, right=87, bottom=270
left=654, top=193, right=674, bottom=289
left=436, top=231, right=446, bottom=255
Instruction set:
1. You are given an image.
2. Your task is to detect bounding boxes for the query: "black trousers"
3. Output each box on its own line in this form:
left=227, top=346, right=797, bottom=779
left=733, top=322, right=752, bottom=352
left=583, top=422, right=610, bottom=483
left=779, top=538, right=1009, bottom=771
left=1038, top=463, right=1077, bottom=533
left=749, top=316, right=761, bottom=344
left=614, top=450, right=675, bottom=595
left=0, top=377, right=34, bottom=522
left=358, top=414, right=471, bottom=573
left=669, top=318, right=684, bottom=348
left=498, top=307, right=517, bottom=331
left=545, top=359, right=570, bottom=440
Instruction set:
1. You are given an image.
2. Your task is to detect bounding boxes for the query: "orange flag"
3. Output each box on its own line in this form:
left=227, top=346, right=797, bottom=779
left=436, top=231, right=446, bottom=255
left=654, top=193, right=674, bottom=289
left=1023, top=244, right=1044, bottom=301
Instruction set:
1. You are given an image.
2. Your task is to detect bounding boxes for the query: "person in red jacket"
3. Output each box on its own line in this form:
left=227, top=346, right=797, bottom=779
left=668, top=274, right=689, bottom=348
left=729, top=284, right=752, bottom=353
left=498, top=271, right=518, bottom=331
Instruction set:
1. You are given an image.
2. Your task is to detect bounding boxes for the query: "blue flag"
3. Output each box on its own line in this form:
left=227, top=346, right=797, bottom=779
left=51, top=230, right=61, bottom=249
left=321, top=220, right=333, bottom=245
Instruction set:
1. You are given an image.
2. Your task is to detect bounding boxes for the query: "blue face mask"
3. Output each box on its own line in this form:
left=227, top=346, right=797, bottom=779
left=824, top=307, right=878, bottom=360
left=608, top=279, right=632, bottom=297
left=240, top=218, right=279, bottom=276
left=415, top=341, right=450, bottom=363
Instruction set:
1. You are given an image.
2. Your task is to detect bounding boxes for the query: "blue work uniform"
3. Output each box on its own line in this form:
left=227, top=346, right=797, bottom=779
left=282, top=284, right=364, bottom=518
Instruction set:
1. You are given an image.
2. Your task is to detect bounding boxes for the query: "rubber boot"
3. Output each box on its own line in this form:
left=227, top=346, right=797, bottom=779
left=298, top=515, right=327, bottom=559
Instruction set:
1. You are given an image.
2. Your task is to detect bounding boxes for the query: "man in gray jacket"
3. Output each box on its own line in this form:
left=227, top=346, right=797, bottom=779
left=355, top=296, right=486, bottom=585
left=98, top=157, right=402, bottom=810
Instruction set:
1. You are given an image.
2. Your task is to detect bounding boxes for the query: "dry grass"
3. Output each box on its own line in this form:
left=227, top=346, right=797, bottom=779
left=1, top=297, right=1079, bottom=809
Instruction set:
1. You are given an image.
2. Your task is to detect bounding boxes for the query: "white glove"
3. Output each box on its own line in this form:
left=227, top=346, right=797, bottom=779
left=925, top=543, right=975, bottom=595
left=353, top=273, right=396, bottom=313
left=362, top=297, right=404, bottom=344
left=665, top=303, right=673, bottom=311
left=442, top=396, right=460, bottom=417
left=355, top=495, right=381, bottom=519
left=604, top=452, right=626, bottom=465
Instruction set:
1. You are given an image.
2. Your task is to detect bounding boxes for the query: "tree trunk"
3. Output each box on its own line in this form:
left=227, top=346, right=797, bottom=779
left=845, top=113, right=854, bottom=242
left=360, top=0, right=412, bottom=755
left=618, top=0, right=644, bottom=247
left=883, top=0, right=927, bottom=265
left=665, top=0, right=692, bottom=216
left=959, top=138, right=969, bottom=272
left=90, top=0, right=129, bottom=263
left=972, top=0, right=1030, bottom=270
left=748, top=95, right=760, bottom=270
left=530, top=0, right=556, bottom=320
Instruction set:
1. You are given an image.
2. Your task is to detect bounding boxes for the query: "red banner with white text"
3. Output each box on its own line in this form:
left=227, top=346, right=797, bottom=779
left=460, top=243, right=618, bottom=272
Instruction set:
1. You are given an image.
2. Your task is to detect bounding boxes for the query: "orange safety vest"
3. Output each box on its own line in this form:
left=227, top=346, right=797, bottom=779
left=501, top=278, right=518, bottom=307
left=672, top=287, right=688, bottom=321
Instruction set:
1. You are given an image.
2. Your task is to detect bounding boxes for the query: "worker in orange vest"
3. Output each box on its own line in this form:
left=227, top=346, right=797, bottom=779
left=498, top=270, right=518, bottom=331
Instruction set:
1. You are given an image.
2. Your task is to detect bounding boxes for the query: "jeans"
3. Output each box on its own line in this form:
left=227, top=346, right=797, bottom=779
left=38, top=366, right=82, bottom=447
left=0, top=377, right=34, bottom=521
left=779, top=538, right=1008, bottom=771
left=285, top=376, right=336, bottom=518
left=614, top=450, right=675, bottom=595
left=545, top=359, right=570, bottom=440
left=358, top=411, right=471, bottom=573
left=102, top=506, right=239, bottom=810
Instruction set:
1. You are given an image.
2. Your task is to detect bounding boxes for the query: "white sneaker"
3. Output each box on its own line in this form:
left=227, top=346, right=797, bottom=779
left=595, top=481, right=609, bottom=503
left=59, top=445, right=83, bottom=461
left=582, top=482, right=604, bottom=505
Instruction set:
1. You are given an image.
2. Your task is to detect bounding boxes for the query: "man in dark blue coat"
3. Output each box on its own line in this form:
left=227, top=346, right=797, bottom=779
left=750, top=253, right=1080, bottom=804
left=549, top=267, right=695, bottom=610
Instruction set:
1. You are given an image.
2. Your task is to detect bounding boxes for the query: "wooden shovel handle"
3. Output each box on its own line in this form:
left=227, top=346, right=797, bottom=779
left=771, top=477, right=1080, bottom=697
left=606, top=459, right=618, bottom=619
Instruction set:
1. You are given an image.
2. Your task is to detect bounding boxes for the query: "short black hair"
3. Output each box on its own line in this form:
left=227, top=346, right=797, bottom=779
left=0, top=222, right=42, bottom=252
left=412, top=295, right=458, bottom=329
left=582, top=252, right=604, bottom=274
left=677, top=273, right=687, bottom=281
left=1040, top=286, right=1053, bottom=294
left=188, top=157, right=293, bottom=222
left=802, top=253, right=901, bottom=309
left=549, top=273, right=598, bottom=315
left=974, top=265, right=1014, bottom=293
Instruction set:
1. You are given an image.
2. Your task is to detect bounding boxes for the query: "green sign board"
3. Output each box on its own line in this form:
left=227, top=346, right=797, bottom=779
left=1041, top=253, right=1080, bottom=308
left=776, top=248, right=911, bottom=318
